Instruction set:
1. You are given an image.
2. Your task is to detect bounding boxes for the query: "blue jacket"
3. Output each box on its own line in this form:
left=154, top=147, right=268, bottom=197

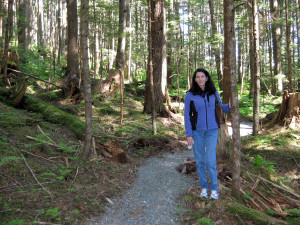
left=184, top=89, right=230, bottom=137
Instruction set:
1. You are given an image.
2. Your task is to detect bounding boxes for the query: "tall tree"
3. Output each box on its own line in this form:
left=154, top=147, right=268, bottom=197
left=285, top=0, right=292, bottom=91
left=223, top=0, right=233, bottom=103
left=208, top=0, right=223, bottom=90
left=1, top=0, right=13, bottom=83
left=252, top=0, right=261, bottom=135
left=80, top=0, right=92, bottom=159
left=18, top=0, right=29, bottom=52
left=270, top=0, right=283, bottom=94
left=223, top=0, right=240, bottom=199
left=65, top=0, right=80, bottom=94
left=115, top=0, right=129, bottom=127
left=144, top=0, right=169, bottom=117
left=115, top=0, right=129, bottom=71
left=147, top=0, right=157, bottom=134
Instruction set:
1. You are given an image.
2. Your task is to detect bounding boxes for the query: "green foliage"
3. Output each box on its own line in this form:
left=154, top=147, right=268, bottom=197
left=19, top=47, right=65, bottom=81
left=23, top=95, right=85, bottom=139
left=71, top=209, right=80, bottom=215
left=0, top=156, right=21, bottom=167
left=45, top=207, right=60, bottom=216
left=3, top=220, right=25, bottom=225
left=251, top=155, right=275, bottom=174
left=196, top=218, right=215, bottom=225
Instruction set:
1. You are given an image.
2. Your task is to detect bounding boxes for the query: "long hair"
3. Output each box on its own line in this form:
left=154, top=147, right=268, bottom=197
left=188, top=68, right=216, bottom=96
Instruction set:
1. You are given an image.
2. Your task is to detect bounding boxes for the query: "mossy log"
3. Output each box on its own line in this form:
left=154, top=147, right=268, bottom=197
left=0, top=87, right=85, bottom=139
left=227, top=202, right=287, bottom=225
left=22, top=96, right=85, bottom=139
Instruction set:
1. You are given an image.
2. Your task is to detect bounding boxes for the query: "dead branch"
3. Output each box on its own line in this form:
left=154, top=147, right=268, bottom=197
left=6, top=67, right=63, bottom=89
left=20, top=150, right=55, bottom=163
left=26, top=135, right=59, bottom=148
left=21, top=154, right=52, bottom=197
left=254, top=174, right=300, bottom=199
left=37, top=125, right=57, bottom=146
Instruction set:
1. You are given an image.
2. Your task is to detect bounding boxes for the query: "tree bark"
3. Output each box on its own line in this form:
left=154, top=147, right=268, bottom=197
left=18, top=0, right=29, bottom=52
left=270, top=0, right=283, bottom=94
left=66, top=0, right=80, bottom=93
left=115, top=0, right=128, bottom=70
left=223, top=0, right=234, bottom=103
left=1, top=0, right=13, bottom=85
left=116, top=0, right=129, bottom=127
left=285, top=0, right=292, bottom=91
left=147, top=0, right=157, bottom=135
left=144, top=0, right=169, bottom=117
left=209, top=0, right=223, bottom=90
left=248, top=8, right=255, bottom=98
left=269, top=91, right=300, bottom=128
left=80, top=0, right=93, bottom=159
left=223, top=0, right=241, bottom=200
left=252, top=0, right=261, bottom=135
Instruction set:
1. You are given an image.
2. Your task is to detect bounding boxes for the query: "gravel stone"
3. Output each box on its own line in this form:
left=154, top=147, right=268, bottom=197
left=89, top=150, right=196, bottom=225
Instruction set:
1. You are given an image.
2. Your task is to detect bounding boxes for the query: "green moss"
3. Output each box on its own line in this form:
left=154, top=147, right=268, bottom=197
left=23, top=95, right=85, bottom=139
left=227, top=202, right=286, bottom=225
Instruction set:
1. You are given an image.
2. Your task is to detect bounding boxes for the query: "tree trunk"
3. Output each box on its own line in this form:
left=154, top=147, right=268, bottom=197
left=269, top=91, right=300, bottom=128
left=144, top=0, right=169, bottom=117
left=116, top=0, right=129, bottom=127
left=80, top=0, right=93, bottom=159
left=248, top=8, right=255, bottom=99
left=270, top=0, right=283, bottom=94
left=1, top=0, right=13, bottom=86
left=224, top=0, right=240, bottom=200
left=147, top=0, right=157, bottom=135
left=18, top=0, right=29, bottom=52
left=65, top=0, right=80, bottom=94
left=116, top=0, right=128, bottom=71
left=124, top=1, right=132, bottom=82
left=223, top=0, right=234, bottom=103
left=285, top=0, right=292, bottom=91
left=252, top=0, right=261, bottom=135
left=209, top=0, right=223, bottom=90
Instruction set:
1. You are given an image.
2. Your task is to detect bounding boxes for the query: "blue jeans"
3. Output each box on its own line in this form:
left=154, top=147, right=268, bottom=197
left=192, top=129, right=218, bottom=191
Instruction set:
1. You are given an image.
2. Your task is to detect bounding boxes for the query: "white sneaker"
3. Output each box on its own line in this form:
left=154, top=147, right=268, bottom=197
left=200, top=188, right=208, bottom=198
left=210, top=190, right=218, bottom=200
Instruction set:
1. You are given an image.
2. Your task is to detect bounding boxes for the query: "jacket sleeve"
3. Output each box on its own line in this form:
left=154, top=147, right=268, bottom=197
left=215, top=89, right=230, bottom=113
left=184, top=92, right=193, bottom=137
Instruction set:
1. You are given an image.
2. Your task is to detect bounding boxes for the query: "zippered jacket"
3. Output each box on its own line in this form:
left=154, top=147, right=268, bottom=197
left=184, top=89, right=230, bottom=137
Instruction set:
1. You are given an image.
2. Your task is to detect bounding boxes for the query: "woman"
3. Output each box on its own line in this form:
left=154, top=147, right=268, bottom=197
left=184, top=68, right=231, bottom=200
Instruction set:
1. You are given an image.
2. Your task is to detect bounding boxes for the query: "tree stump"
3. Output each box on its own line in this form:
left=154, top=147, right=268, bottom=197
left=10, top=81, right=28, bottom=106
left=93, top=70, right=121, bottom=95
left=217, top=123, right=231, bottom=162
left=269, top=91, right=300, bottom=128
left=96, top=140, right=127, bottom=163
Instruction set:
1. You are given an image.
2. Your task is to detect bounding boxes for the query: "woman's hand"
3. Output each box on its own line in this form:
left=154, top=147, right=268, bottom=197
left=187, top=136, right=193, bottom=146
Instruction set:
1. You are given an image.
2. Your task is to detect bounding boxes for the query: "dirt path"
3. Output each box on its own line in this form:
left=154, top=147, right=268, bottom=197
left=89, top=122, right=253, bottom=225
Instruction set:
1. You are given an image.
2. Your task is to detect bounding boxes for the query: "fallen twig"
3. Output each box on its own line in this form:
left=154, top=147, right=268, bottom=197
left=26, top=135, right=59, bottom=148
left=37, top=125, right=57, bottom=146
left=20, top=150, right=55, bottom=162
left=21, top=154, right=52, bottom=197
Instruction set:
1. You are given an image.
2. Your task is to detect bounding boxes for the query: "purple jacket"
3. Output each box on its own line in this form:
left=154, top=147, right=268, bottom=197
left=184, top=89, right=230, bottom=137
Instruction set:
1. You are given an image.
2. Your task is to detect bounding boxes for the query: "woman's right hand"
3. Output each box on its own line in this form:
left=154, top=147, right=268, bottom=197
left=187, top=136, right=193, bottom=146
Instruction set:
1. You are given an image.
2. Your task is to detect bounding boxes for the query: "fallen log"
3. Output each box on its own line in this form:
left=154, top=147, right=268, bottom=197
left=227, top=202, right=288, bottom=225
left=176, top=158, right=196, bottom=174
left=96, top=140, right=127, bottom=163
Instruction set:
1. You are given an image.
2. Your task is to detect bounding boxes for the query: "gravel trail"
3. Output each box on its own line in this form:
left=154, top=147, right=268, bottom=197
left=89, top=150, right=197, bottom=225
left=90, top=122, right=253, bottom=225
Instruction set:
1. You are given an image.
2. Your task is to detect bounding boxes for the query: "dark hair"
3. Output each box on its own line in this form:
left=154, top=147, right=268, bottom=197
left=188, top=68, right=216, bottom=96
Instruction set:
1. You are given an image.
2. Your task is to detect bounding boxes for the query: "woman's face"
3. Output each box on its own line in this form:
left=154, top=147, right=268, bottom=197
left=195, top=72, right=208, bottom=88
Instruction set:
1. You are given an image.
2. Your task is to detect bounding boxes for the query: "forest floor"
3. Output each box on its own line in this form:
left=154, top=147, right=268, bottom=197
left=0, top=82, right=299, bottom=225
